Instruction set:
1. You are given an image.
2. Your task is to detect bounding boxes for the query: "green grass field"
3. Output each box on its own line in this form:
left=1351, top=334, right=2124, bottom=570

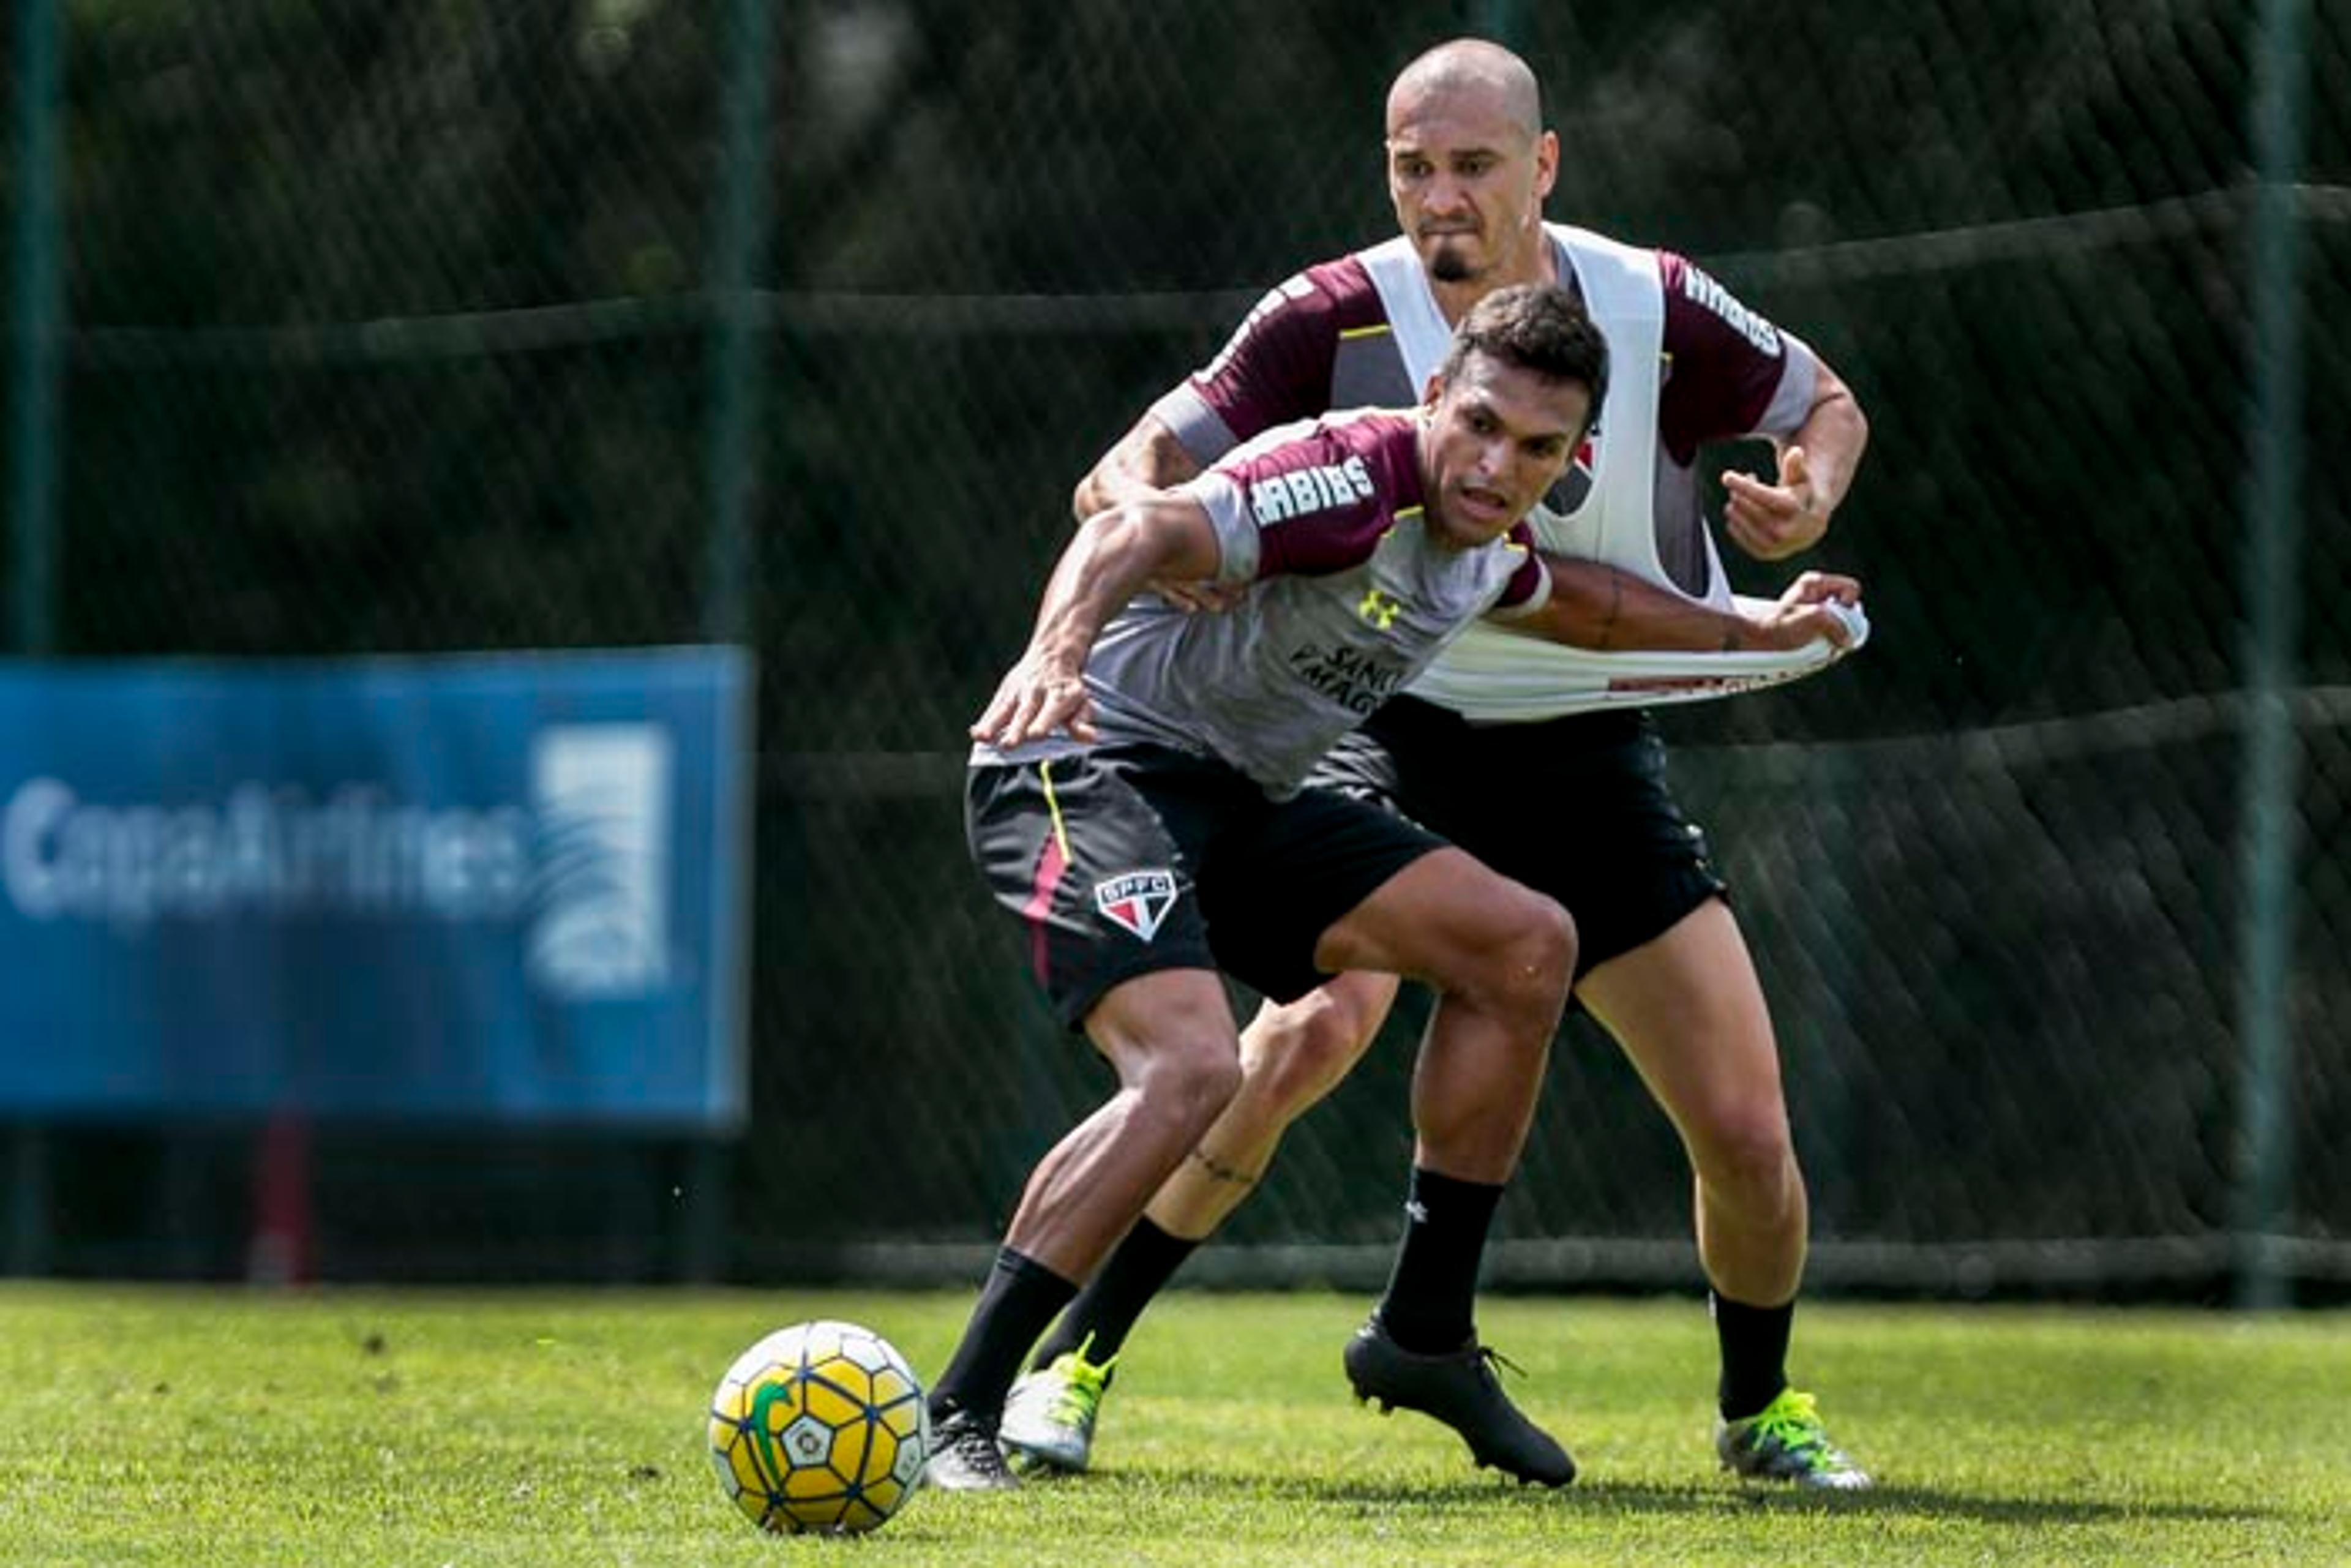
left=1, top=1283, right=2343, bottom=1566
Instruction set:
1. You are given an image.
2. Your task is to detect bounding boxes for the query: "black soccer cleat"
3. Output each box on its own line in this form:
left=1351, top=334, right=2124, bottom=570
left=1342, top=1315, right=1576, bottom=1487
left=923, top=1406, right=1020, bottom=1491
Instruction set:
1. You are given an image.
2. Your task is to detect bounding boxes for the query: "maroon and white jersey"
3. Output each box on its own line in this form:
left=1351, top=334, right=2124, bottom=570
left=1153, top=225, right=1824, bottom=721
left=980, top=409, right=1548, bottom=796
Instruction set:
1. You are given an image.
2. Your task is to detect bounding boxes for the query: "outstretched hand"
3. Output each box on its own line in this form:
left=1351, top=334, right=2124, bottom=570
left=1723, top=445, right=1833, bottom=561
left=1742, top=569, right=1866, bottom=651
left=970, top=658, right=1096, bottom=748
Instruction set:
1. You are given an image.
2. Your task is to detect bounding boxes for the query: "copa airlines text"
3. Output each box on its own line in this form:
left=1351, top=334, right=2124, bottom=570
left=4, top=776, right=530, bottom=928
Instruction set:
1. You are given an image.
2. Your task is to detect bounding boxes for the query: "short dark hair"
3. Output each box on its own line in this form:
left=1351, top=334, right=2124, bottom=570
left=1439, top=283, right=1609, bottom=422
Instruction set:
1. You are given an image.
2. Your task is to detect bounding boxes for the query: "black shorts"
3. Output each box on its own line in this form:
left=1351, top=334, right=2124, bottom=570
left=1310, top=696, right=1727, bottom=978
left=966, top=743, right=1448, bottom=1029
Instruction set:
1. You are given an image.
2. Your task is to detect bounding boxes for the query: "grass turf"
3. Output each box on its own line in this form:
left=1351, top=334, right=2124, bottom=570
left=1, top=1283, right=2343, bottom=1566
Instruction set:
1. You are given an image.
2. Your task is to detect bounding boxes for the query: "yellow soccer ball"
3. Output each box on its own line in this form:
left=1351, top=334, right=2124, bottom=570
left=706, top=1319, right=930, bottom=1534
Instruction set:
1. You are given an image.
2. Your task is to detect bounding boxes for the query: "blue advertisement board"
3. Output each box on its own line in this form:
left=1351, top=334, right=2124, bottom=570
left=0, top=649, right=752, bottom=1129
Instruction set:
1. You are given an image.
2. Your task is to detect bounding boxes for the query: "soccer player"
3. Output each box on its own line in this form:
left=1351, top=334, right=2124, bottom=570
left=929, top=284, right=1862, bottom=1491
left=999, top=39, right=1876, bottom=1491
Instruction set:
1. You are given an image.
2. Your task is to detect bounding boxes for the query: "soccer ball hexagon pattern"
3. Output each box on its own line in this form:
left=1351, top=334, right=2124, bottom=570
left=706, top=1319, right=931, bottom=1534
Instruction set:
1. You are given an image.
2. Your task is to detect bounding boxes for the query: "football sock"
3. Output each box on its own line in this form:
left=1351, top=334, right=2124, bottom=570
left=1373, top=1165, right=1504, bottom=1354
left=929, top=1246, right=1079, bottom=1425
left=1030, top=1215, right=1198, bottom=1370
left=1711, top=1291, right=1795, bottom=1421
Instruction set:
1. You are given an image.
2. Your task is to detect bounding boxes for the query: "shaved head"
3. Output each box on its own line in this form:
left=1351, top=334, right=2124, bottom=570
left=1386, top=38, right=1542, bottom=143
left=1381, top=38, right=1557, bottom=302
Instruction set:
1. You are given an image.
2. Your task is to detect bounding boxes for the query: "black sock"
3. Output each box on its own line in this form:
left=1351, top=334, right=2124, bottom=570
left=1373, top=1166, right=1504, bottom=1354
left=1711, top=1291, right=1794, bottom=1421
left=928, top=1247, right=1079, bottom=1425
left=1030, top=1216, right=1198, bottom=1370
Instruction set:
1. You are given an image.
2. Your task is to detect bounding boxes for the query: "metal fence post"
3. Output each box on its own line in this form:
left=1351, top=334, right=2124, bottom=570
left=688, top=0, right=780, bottom=1282
left=2230, top=0, right=2309, bottom=1312
left=705, top=0, right=778, bottom=650
left=6, top=0, right=67, bottom=1281
left=1469, top=0, right=1525, bottom=48
left=9, top=0, right=65, bottom=657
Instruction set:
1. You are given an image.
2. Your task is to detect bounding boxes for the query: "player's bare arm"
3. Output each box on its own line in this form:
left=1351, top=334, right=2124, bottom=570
left=1722, top=359, right=1869, bottom=561
left=1073, top=413, right=1207, bottom=519
left=971, top=495, right=1223, bottom=748
left=1505, top=557, right=1864, bottom=653
left=1071, top=414, right=1236, bottom=610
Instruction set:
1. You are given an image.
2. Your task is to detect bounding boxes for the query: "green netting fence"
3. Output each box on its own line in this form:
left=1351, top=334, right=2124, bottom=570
left=3, top=0, right=2344, bottom=1302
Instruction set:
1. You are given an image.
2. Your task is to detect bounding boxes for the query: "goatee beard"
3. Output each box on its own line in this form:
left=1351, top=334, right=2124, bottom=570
left=1429, top=244, right=1474, bottom=283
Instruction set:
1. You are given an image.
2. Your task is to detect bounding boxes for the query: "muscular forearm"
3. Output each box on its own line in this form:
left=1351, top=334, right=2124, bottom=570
left=1073, top=415, right=1207, bottom=520
left=972, top=500, right=1223, bottom=747
left=1025, top=509, right=1183, bottom=672
left=1513, top=558, right=1862, bottom=655
left=1790, top=375, right=1869, bottom=517
left=1520, top=559, right=1753, bottom=651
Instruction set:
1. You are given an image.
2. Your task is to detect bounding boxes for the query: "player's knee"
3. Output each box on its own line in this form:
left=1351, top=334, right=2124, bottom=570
left=1472, top=890, right=1576, bottom=1029
left=1693, top=1100, right=1799, bottom=1200
left=1240, top=994, right=1373, bottom=1116
left=1141, top=1031, right=1245, bottom=1135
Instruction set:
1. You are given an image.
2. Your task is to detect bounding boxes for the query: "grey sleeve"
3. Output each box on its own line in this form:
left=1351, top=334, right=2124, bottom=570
left=1181, top=471, right=1262, bottom=584
left=1754, top=331, right=1822, bottom=440
left=1151, top=383, right=1243, bottom=466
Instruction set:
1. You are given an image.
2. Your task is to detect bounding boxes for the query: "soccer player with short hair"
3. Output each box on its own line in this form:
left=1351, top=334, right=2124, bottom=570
left=1000, top=37, right=1877, bottom=1491
left=929, top=283, right=1863, bottom=1491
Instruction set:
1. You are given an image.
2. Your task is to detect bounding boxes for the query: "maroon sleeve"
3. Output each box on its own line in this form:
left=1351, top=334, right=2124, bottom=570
left=1210, top=413, right=1417, bottom=579
left=1491, top=522, right=1547, bottom=610
left=1654, top=251, right=1804, bottom=463
left=1187, top=258, right=1382, bottom=445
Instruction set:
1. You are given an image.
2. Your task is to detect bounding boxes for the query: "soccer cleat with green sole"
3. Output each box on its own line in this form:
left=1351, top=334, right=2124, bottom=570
left=1715, top=1387, right=1873, bottom=1490
left=999, top=1339, right=1117, bottom=1473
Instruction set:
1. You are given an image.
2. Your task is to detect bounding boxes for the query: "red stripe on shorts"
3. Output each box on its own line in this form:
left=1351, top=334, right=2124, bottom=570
left=1023, top=833, right=1069, bottom=986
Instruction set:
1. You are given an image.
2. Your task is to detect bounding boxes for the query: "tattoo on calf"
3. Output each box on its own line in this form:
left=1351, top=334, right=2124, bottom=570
left=1188, top=1146, right=1258, bottom=1187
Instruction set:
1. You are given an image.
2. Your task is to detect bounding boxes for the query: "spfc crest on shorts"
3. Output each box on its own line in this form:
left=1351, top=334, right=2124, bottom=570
left=1094, top=869, right=1179, bottom=942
